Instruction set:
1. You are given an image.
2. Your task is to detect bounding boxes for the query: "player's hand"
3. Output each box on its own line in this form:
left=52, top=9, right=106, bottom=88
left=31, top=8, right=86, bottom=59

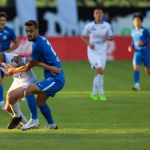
left=88, top=44, right=94, bottom=49
left=5, top=67, right=15, bottom=77
left=128, top=46, right=132, bottom=52
left=136, top=41, right=144, bottom=46
left=48, top=66, right=62, bottom=75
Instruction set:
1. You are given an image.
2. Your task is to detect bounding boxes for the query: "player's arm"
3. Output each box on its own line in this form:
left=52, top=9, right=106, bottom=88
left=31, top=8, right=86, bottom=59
left=31, top=60, right=62, bottom=75
left=106, top=36, right=113, bottom=41
left=5, top=61, right=33, bottom=76
left=128, top=40, right=135, bottom=52
left=6, top=39, right=19, bottom=53
left=13, top=55, right=62, bottom=73
left=82, top=24, right=94, bottom=49
left=81, top=36, right=94, bottom=49
left=106, top=25, right=114, bottom=41
left=6, top=58, right=62, bottom=76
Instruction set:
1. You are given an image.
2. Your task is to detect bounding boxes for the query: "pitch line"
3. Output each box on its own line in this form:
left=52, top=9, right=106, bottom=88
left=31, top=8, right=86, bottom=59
left=0, top=128, right=150, bottom=134
left=57, top=91, right=150, bottom=96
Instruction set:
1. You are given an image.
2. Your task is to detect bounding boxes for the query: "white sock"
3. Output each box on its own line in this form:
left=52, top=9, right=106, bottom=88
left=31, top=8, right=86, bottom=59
left=135, top=83, right=140, bottom=87
left=92, top=76, right=97, bottom=95
left=20, top=111, right=27, bottom=124
left=96, top=74, right=104, bottom=95
left=7, top=104, right=27, bottom=124
left=10, top=101, right=21, bottom=118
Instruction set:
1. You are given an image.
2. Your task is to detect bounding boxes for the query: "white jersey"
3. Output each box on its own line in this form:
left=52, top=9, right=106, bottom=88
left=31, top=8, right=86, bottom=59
left=82, top=21, right=113, bottom=51
left=1, top=53, right=37, bottom=91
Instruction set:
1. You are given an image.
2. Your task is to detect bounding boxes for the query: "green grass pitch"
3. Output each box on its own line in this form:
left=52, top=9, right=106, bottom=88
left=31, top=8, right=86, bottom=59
left=0, top=61, right=150, bottom=150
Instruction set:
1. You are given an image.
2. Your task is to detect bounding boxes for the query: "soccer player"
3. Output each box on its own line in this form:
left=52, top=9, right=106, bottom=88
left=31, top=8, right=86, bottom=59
left=6, top=20, right=65, bottom=130
left=82, top=8, right=113, bottom=101
left=128, top=14, right=150, bottom=90
left=0, top=52, right=39, bottom=129
left=0, top=52, right=61, bottom=129
left=0, top=12, right=19, bottom=110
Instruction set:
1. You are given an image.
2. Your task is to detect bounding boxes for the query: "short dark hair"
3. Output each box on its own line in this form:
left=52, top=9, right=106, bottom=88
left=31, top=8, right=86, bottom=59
left=0, top=12, right=7, bottom=18
left=133, top=13, right=144, bottom=22
left=24, top=20, right=39, bottom=29
left=93, top=7, right=103, bottom=12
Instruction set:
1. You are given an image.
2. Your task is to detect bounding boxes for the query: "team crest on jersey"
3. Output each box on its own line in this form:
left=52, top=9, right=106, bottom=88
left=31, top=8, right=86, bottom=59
left=95, top=62, right=98, bottom=67
left=91, top=26, right=96, bottom=31
left=3, top=35, right=7, bottom=40
left=101, top=25, right=106, bottom=29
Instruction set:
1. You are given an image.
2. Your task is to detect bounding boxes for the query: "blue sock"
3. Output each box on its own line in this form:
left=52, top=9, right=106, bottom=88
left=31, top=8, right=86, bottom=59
left=39, top=103, right=54, bottom=124
left=134, top=70, right=140, bottom=84
left=0, top=85, right=4, bottom=102
left=26, top=95, right=38, bottom=120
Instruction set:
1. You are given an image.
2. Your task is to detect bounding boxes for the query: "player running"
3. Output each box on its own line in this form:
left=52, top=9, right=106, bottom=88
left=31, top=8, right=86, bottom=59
left=128, top=14, right=150, bottom=91
left=82, top=8, right=113, bottom=101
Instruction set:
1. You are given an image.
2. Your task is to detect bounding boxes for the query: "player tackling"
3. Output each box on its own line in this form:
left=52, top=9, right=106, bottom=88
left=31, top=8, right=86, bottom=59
left=5, top=20, right=65, bottom=130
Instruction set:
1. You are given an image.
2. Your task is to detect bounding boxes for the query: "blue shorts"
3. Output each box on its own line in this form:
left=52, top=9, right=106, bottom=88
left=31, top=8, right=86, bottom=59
left=36, top=75, right=65, bottom=97
left=133, top=51, right=150, bottom=67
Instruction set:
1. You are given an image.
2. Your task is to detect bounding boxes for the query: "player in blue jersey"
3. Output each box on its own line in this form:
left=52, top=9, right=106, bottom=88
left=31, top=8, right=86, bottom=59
left=5, top=20, right=65, bottom=130
left=0, top=52, right=61, bottom=129
left=0, top=12, right=19, bottom=110
left=128, top=14, right=150, bottom=90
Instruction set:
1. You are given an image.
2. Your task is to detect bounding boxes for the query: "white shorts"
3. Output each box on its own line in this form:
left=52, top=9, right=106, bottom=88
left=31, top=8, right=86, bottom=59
left=8, top=80, right=36, bottom=93
left=87, top=47, right=107, bottom=69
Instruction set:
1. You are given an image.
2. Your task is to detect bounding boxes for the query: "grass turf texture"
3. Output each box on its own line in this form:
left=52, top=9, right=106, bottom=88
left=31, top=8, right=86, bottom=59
left=0, top=61, right=150, bottom=150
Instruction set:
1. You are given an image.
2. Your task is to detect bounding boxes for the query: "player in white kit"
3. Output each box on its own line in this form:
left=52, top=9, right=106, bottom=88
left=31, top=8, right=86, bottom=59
left=82, top=8, right=113, bottom=101
left=0, top=52, right=39, bottom=129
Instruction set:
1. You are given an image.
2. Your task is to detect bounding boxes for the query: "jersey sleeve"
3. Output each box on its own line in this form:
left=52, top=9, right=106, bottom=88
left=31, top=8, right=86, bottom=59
left=9, top=28, right=17, bottom=41
left=82, top=24, right=90, bottom=37
left=143, top=28, right=150, bottom=45
left=107, top=24, right=113, bottom=37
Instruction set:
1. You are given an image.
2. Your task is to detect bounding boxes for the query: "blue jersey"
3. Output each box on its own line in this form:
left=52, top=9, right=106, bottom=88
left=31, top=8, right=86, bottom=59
left=131, top=27, right=150, bottom=52
left=0, top=26, right=17, bottom=52
left=31, top=36, right=63, bottom=79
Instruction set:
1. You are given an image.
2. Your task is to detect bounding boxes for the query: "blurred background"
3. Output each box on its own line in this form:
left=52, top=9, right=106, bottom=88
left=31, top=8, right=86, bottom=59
left=0, top=0, right=150, bottom=60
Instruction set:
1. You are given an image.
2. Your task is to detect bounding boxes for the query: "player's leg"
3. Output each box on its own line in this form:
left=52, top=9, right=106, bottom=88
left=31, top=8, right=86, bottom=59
left=37, top=93, right=57, bottom=129
left=7, top=84, right=41, bottom=105
left=88, top=49, right=107, bottom=101
left=20, top=95, right=40, bottom=130
left=95, top=66, right=107, bottom=101
left=5, top=95, right=28, bottom=129
left=7, top=85, right=41, bottom=129
left=145, top=67, right=150, bottom=74
left=8, top=77, right=64, bottom=129
left=35, top=77, right=64, bottom=129
left=143, top=51, right=150, bottom=75
left=0, top=72, right=5, bottom=110
left=87, top=49, right=98, bottom=100
left=4, top=81, right=28, bottom=129
left=5, top=101, right=28, bottom=127
left=95, top=52, right=107, bottom=101
left=132, top=53, right=141, bottom=91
